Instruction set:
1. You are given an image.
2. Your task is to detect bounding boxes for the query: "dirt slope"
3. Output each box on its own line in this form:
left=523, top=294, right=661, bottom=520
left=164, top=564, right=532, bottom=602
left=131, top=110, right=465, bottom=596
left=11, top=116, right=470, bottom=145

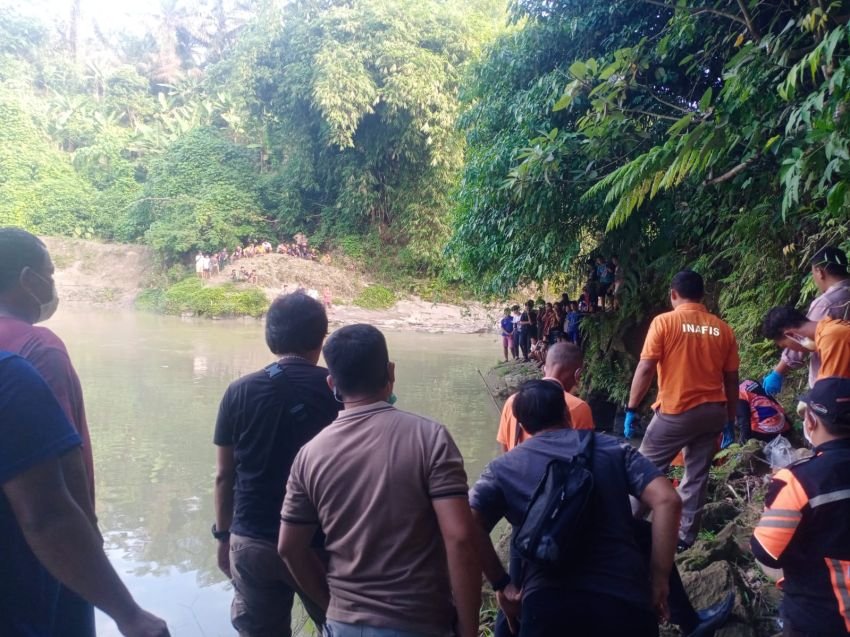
left=44, top=237, right=500, bottom=333
left=45, top=236, right=156, bottom=308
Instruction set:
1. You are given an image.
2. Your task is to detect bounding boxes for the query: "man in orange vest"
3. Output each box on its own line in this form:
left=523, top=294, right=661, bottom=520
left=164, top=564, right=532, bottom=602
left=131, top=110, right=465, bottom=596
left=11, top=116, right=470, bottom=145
left=625, top=270, right=739, bottom=549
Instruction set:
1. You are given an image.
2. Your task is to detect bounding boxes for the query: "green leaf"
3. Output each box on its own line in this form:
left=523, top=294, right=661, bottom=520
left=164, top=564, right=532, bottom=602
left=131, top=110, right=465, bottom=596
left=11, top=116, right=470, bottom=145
left=764, top=135, right=781, bottom=152
left=699, top=87, right=713, bottom=111
left=569, top=61, right=587, bottom=79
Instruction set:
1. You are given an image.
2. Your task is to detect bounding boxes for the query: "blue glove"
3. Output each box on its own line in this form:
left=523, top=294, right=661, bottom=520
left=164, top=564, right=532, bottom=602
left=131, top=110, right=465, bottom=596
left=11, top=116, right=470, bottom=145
left=624, top=411, right=637, bottom=438
left=762, top=371, right=784, bottom=396
left=720, top=421, right=736, bottom=449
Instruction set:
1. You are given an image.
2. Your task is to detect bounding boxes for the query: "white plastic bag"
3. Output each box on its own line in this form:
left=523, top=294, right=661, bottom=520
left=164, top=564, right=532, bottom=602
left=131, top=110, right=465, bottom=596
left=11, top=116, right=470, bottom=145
left=764, top=435, right=796, bottom=469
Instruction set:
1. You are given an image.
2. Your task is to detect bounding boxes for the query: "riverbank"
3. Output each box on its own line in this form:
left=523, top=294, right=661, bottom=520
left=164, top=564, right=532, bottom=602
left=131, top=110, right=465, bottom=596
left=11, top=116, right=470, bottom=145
left=45, top=237, right=500, bottom=334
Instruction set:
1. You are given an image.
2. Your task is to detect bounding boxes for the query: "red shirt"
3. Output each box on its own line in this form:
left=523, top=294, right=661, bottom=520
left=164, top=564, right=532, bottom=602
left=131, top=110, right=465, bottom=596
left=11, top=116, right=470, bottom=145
left=0, top=317, right=94, bottom=500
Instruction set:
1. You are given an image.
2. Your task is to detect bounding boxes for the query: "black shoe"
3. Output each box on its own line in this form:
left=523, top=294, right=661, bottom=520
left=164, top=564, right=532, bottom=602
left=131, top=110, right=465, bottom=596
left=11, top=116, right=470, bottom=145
left=687, top=591, right=735, bottom=637
left=676, top=540, right=692, bottom=553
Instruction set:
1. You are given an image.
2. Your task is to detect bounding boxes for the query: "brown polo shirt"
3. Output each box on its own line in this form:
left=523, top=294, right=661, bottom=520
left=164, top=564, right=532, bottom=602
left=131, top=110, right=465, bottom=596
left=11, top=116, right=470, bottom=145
left=282, top=401, right=468, bottom=634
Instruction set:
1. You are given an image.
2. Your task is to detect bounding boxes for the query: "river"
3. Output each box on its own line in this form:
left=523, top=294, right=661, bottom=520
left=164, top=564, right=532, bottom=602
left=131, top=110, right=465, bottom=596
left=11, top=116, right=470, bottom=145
left=43, top=309, right=502, bottom=637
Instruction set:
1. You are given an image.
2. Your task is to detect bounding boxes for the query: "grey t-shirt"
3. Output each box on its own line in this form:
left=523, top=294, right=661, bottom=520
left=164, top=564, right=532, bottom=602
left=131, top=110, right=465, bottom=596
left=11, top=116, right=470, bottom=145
left=282, top=402, right=468, bottom=634
left=469, top=430, right=662, bottom=607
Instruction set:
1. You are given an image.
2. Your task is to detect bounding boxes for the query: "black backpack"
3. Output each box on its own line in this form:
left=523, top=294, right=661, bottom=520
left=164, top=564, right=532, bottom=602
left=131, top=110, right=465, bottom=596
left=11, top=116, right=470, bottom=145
left=512, top=431, right=595, bottom=571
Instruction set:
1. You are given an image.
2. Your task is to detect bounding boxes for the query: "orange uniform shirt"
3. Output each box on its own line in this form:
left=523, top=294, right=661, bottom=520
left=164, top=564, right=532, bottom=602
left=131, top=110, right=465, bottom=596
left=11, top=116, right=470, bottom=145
left=815, top=318, right=850, bottom=380
left=640, top=302, right=739, bottom=415
left=496, top=389, right=594, bottom=451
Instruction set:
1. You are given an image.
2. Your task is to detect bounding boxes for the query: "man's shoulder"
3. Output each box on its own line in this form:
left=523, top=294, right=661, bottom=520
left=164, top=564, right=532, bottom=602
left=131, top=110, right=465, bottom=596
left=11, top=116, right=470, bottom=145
left=564, top=391, right=589, bottom=410
left=0, top=320, right=67, bottom=354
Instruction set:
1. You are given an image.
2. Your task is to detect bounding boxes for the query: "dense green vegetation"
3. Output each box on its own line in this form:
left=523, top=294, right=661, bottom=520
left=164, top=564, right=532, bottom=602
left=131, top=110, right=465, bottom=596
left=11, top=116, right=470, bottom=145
left=451, top=0, right=850, bottom=402
left=0, top=0, right=502, bottom=277
left=136, top=277, right=268, bottom=317
left=3, top=0, right=849, bottom=393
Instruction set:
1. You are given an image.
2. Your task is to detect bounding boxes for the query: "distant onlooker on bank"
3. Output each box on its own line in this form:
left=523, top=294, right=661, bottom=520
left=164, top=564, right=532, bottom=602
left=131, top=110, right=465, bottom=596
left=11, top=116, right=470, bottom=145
left=500, top=308, right=515, bottom=362
left=510, top=304, right=522, bottom=360
left=213, top=294, right=339, bottom=635
left=751, top=377, right=850, bottom=637
left=195, top=251, right=204, bottom=279
left=0, top=353, right=169, bottom=637
left=471, top=380, right=682, bottom=636
left=625, top=270, right=739, bottom=550
left=762, top=306, right=850, bottom=381
left=0, top=227, right=98, bottom=635
left=279, top=324, right=481, bottom=637
left=763, top=246, right=850, bottom=394
left=497, top=343, right=594, bottom=452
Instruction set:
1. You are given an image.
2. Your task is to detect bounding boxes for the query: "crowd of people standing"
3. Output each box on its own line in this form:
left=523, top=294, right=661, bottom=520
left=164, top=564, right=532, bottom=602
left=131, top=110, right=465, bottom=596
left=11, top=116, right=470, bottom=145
left=1, top=223, right=850, bottom=637
left=194, top=233, right=321, bottom=284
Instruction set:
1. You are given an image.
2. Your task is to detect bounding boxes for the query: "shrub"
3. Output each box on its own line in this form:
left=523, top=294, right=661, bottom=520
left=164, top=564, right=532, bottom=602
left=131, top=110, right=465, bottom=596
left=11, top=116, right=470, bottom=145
left=353, top=285, right=396, bottom=310
left=136, top=278, right=268, bottom=318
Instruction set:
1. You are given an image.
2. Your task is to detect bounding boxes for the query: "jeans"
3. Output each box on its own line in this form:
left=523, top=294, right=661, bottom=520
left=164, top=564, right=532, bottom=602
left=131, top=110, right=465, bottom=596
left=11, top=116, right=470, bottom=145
left=324, top=620, right=453, bottom=637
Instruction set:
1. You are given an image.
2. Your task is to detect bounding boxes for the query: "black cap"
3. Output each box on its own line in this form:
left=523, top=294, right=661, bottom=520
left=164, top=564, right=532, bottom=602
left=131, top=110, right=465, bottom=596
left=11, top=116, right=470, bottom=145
left=811, top=246, right=848, bottom=268
left=800, top=377, right=850, bottom=427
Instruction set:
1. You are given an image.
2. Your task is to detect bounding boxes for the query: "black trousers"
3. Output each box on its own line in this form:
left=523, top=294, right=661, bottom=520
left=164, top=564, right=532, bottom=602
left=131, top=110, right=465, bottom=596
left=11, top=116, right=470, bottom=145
left=519, top=330, right=530, bottom=360
left=519, top=589, right=658, bottom=637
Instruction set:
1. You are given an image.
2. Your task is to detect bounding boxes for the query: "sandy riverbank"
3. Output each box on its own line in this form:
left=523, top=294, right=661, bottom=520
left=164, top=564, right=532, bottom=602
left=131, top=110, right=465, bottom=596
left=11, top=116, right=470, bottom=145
left=45, top=237, right=500, bottom=334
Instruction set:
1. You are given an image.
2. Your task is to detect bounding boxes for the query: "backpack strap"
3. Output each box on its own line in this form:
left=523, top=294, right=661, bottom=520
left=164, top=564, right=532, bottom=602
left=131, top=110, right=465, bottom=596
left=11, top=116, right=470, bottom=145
left=264, top=362, right=308, bottom=425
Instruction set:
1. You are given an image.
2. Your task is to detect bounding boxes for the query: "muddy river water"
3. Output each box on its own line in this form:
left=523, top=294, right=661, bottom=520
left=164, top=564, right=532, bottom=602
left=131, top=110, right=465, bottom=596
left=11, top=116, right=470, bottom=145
left=43, top=309, right=502, bottom=636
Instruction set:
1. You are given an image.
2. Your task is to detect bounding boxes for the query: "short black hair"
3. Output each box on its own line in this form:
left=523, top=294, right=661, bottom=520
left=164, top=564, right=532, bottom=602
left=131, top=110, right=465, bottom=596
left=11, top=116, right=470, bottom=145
left=671, top=270, right=704, bottom=301
left=265, top=293, right=328, bottom=355
left=762, top=305, right=808, bottom=340
left=0, top=228, right=47, bottom=293
left=323, top=324, right=389, bottom=397
left=512, top=379, right=569, bottom=435
left=811, top=246, right=848, bottom=277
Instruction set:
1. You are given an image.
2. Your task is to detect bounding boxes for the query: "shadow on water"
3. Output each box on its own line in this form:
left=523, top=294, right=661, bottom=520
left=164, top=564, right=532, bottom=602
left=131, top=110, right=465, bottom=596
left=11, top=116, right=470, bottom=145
left=44, top=309, right=502, bottom=636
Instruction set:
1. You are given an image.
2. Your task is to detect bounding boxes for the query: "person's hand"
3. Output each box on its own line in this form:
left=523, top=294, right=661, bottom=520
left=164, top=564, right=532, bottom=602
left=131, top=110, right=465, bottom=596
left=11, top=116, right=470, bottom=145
left=623, top=411, right=638, bottom=438
left=650, top=575, right=670, bottom=622
left=217, top=538, right=231, bottom=579
left=720, top=421, right=736, bottom=449
left=117, top=608, right=170, bottom=637
left=762, top=370, right=784, bottom=396
left=496, top=583, right=522, bottom=635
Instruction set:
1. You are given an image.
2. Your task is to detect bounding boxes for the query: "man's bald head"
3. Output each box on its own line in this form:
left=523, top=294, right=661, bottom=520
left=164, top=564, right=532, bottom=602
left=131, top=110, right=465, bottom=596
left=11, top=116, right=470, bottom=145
left=544, top=343, right=583, bottom=391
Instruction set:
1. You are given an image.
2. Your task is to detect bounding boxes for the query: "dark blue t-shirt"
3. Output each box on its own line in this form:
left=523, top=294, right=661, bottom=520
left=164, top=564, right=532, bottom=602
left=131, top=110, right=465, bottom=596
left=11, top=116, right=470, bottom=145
left=469, top=430, right=662, bottom=609
left=0, top=352, right=83, bottom=636
left=500, top=317, right=514, bottom=335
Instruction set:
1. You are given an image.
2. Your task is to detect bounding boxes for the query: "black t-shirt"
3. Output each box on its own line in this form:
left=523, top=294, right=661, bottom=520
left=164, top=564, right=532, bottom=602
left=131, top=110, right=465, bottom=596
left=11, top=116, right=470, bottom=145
left=214, top=358, right=340, bottom=541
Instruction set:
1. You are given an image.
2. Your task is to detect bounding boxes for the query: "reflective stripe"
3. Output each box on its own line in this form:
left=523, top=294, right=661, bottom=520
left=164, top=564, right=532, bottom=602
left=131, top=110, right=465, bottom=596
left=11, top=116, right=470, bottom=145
left=762, top=509, right=803, bottom=519
left=826, top=559, right=850, bottom=632
left=810, top=489, right=850, bottom=508
left=756, top=519, right=800, bottom=529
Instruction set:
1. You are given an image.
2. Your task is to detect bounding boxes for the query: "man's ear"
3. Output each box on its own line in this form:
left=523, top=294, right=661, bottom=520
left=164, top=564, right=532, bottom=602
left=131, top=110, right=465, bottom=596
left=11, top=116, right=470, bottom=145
left=387, top=362, right=396, bottom=385
left=326, top=375, right=335, bottom=392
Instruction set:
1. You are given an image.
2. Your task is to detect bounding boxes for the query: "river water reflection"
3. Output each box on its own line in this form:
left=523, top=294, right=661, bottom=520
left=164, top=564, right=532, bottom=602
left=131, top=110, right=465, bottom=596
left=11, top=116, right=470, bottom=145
left=44, top=309, right=502, bottom=636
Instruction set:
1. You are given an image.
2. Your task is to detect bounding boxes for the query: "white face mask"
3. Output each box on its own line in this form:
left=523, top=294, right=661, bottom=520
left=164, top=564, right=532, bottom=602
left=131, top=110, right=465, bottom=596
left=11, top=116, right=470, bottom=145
left=802, top=409, right=816, bottom=446
left=788, top=333, right=817, bottom=351
left=23, top=269, right=59, bottom=323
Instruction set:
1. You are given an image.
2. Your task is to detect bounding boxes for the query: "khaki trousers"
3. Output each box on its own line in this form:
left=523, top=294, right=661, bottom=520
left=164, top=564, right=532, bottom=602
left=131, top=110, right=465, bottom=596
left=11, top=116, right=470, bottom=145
left=638, top=402, right=726, bottom=545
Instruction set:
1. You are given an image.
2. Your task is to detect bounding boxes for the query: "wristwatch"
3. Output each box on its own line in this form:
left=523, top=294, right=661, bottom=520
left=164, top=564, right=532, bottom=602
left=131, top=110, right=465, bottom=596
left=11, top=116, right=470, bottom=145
left=625, top=407, right=638, bottom=414
left=491, top=572, right=511, bottom=592
left=211, top=523, right=230, bottom=541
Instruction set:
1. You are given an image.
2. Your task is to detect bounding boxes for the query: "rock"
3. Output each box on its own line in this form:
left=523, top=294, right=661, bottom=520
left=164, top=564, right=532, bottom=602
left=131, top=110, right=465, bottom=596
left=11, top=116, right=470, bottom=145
left=701, top=500, right=741, bottom=534
left=678, top=521, right=744, bottom=572
left=681, top=561, right=754, bottom=635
